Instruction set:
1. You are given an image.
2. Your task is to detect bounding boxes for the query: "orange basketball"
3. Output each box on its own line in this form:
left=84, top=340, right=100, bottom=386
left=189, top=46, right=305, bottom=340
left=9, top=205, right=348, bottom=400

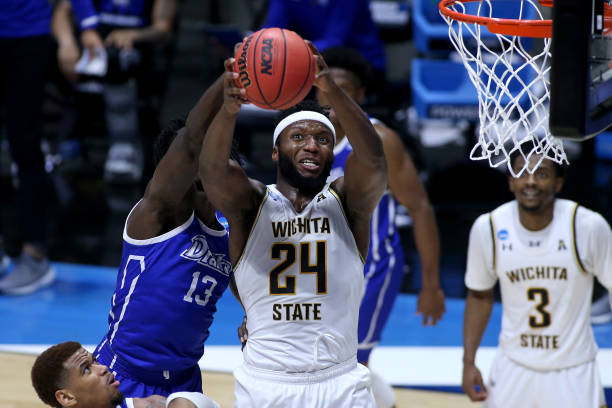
left=233, top=28, right=316, bottom=110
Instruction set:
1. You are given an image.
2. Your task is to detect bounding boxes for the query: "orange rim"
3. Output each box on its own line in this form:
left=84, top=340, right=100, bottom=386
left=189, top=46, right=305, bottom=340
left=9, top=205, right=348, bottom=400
left=439, top=0, right=552, bottom=38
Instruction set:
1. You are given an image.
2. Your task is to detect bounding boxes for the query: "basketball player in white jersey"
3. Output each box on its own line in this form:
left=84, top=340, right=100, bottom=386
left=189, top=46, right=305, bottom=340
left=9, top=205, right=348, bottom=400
left=462, top=142, right=612, bottom=408
left=31, top=341, right=219, bottom=408
left=318, top=47, right=445, bottom=408
left=199, top=43, right=385, bottom=407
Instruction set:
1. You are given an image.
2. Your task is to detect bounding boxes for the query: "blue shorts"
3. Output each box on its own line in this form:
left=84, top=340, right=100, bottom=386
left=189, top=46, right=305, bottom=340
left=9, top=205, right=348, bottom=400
left=96, top=340, right=203, bottom=399
left=357, top=246, right=404, bottom=363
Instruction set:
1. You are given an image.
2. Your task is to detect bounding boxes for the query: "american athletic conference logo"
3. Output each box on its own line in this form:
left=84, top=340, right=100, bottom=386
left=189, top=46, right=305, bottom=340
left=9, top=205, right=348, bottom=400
left=180, top=235, right=231, bottom=276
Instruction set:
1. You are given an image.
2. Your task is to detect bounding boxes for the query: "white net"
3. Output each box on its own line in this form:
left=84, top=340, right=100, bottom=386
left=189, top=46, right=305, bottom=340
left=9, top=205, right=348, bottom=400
left=441, top=0, right=568, bottom=177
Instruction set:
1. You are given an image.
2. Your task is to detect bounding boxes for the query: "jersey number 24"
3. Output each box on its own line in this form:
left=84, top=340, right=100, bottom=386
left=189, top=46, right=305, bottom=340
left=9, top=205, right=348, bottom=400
left=269, top=241, right=327, bottom=295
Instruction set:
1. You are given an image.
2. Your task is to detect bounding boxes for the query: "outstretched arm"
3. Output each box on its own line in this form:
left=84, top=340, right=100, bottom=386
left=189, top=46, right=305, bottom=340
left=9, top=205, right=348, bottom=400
left=127, top=71, right=224, bottom=239
left=311, top=43, right=386, bottom=251
left=376, top=124, right=445, bottom=325
left=462, top=288, right=493, bottom=402
left=198, top=59, right=265, bottom=249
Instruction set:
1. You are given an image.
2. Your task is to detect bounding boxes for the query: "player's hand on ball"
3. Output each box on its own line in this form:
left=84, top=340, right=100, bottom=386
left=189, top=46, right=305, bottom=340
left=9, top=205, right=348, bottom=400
left=462, top=363, right=488, bottom=402
left=223, top=58, right=247, bottom=114
left=416, top=287, right=446, bottom=326
left=306, top=41, right=333, bottom=93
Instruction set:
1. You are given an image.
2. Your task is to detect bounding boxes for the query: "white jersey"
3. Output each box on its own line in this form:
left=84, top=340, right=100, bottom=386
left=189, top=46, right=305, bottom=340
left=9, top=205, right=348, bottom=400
left=465, top=199, right=612, bottom=370
left=234, top=183, right=365, bottom=373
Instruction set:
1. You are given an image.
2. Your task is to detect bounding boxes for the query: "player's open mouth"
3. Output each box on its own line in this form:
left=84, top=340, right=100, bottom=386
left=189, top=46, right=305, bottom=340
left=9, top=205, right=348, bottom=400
left=522, top=190, right=540, bottom=199
left=108, top=373, right=120, bottom=387
left=298, top=159, right=320, bottom=170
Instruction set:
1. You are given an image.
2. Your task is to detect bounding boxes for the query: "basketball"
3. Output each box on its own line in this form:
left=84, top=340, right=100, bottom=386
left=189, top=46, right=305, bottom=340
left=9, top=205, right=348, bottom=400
left=233, top=28, right=316, bottom=110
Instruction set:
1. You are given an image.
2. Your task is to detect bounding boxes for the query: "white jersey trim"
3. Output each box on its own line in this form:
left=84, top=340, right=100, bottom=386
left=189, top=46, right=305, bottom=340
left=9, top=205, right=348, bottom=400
left=328, top=186, right=366, bottom=264
left=233, top=189, right=269, bottom=270
left=122, top=200, right=226, bottom=245
left=197, top=216, right=228, bottom=237
left=333, top=135, right=351, bottom=155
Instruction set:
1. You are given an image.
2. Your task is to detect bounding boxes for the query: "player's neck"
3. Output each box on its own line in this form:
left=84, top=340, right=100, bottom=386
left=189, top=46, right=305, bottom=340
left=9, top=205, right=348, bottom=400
left=517, top=202, right=555, bottom=231
left=275, top=178, right=322, bottom=212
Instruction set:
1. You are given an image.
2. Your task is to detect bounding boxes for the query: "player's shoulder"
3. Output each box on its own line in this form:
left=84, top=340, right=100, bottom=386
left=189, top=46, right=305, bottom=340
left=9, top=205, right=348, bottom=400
left=469, top=213, right=493, bottom=240
left=490, top=200, right=515, bottom=217
left=572, top=201, right=611, bottom=231
left=475, top=201, right=514, bottom=227
left=371, top=118, right=396, bottom=139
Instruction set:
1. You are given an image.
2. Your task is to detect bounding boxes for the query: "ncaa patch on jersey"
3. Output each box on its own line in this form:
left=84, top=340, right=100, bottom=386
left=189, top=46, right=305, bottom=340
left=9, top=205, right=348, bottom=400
left=498, top=229, right=509, bottom=240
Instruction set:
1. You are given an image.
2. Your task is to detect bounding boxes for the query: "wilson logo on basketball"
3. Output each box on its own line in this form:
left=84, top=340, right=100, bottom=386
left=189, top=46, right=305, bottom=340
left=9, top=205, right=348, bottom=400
left=260, top=38, right=273, bottom=75
left=236, top=36, right=253, bottom=88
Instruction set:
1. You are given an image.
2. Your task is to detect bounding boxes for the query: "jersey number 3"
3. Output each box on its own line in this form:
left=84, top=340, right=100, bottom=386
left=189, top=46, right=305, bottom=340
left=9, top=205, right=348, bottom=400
left=527, top=288, right=551, bottom=328
left=269, top=242, right=327, bottom=295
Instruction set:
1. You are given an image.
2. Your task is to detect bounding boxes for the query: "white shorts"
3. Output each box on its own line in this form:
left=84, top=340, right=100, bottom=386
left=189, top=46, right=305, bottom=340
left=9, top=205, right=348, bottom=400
left=233, top=357, right=375, bottom=408
left=484, top=352, right=606, bottom=408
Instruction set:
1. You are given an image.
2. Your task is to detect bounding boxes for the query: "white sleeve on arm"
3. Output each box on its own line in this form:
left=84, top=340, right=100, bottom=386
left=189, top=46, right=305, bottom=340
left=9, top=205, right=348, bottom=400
left=580, top=208, right=612, bottom=290
left=465, top=214, right=497, bottom=291
left=166, top=392, right=220, bottom=408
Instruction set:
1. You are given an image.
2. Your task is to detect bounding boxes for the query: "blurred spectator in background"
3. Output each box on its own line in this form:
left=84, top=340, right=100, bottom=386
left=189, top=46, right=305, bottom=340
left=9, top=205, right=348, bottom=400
left=0, top=0, right=100, bottom=295
left=263, top=0, right=387, bottom=92
left=52, top=0, right=178, bottom=184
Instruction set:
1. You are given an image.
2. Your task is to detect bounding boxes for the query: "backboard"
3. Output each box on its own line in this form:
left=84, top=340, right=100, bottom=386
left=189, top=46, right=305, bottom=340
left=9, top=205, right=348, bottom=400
left=549, top=0, right=612, bottom=140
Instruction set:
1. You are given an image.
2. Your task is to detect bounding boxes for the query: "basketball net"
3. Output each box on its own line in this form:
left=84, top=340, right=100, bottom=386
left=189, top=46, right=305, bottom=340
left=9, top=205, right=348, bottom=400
left=440, top=0, right=568, bottom=177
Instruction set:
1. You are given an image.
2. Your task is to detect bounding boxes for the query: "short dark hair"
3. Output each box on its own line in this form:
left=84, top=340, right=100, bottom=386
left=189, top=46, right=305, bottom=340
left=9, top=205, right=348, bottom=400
left=274, top=100, right=331, bottom=146
left=153, top=117, right=186, bottom=166
left=320, top=47, right=372, bottom=89
left=31, top=341, right=82, bottom=408
left=154, top=117, right=243, bottom=166
left=509, top=140, right=566, bottom=178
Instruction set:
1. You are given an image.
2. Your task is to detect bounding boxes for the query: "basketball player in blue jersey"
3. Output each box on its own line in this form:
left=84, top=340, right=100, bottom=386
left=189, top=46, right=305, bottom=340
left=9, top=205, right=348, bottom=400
left=31, top=341, right=218, bottom=408
left=315, top=47, right=445, bottom=407
left=92, top=61, right=240, bottom=402
left=200, top=44, right=385, bottom=407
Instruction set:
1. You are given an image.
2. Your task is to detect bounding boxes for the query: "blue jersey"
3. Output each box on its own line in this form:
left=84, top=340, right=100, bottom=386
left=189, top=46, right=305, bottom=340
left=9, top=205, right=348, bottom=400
left=0, top=0, right=97, bottom=37
left=263, top=0, right=386, bottom=72
left=329, top=135, right=402, bottom=266
left=97, top=207, right=232, bottom=373
left=95, top=0, right=153, bottom=28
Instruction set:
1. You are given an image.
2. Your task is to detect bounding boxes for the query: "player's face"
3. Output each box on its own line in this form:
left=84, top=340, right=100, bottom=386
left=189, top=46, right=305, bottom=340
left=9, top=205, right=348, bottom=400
left=273, top=119, right=334, bottom=191
left=509, top=156, right=563, bottom=213
left=315, top=68, right=365, bottom=126
left=57, top=348, right=123, bottom=408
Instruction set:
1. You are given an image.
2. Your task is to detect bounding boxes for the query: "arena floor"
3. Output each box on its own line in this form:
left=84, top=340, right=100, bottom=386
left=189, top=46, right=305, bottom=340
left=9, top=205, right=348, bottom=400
left=1, top=262, right=610, bottom=407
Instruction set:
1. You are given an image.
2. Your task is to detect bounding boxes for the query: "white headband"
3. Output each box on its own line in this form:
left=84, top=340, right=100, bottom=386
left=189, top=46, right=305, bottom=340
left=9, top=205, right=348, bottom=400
left=273, top=111, right=336, bottom=147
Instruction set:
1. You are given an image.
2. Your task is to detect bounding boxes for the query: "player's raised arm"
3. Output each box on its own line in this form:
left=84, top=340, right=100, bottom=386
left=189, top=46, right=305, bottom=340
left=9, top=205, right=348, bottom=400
left=199, top=59, right=264, bottom=222
left=144, top=73, right=224, bottom=207
left=309, top=42, right=386, bottom=223
left=126, top=71, right=224, bottom=239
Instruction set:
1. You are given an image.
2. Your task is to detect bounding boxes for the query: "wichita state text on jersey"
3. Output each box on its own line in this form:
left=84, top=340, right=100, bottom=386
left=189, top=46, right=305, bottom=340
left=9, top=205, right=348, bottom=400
left=466, top=199, right=612, bottom=370
left=234, top=184, right=364, bottom=373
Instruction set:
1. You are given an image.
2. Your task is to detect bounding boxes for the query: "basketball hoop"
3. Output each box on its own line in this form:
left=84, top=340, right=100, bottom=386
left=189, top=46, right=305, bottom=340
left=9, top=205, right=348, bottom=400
left=439, top=0, right=568, bottom=177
